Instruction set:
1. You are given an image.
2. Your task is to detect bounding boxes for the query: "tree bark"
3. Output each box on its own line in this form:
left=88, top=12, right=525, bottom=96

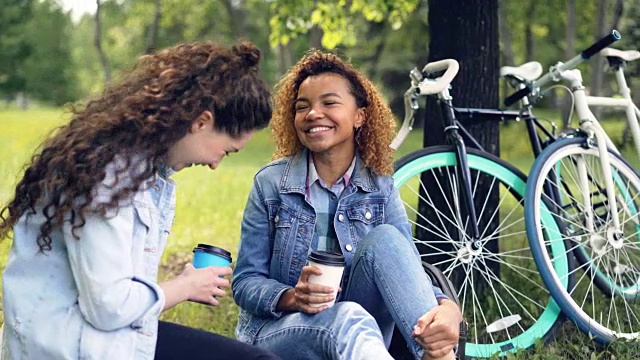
left=421, top=0, right=500, bottom=291
left=94, top=0, right=111, bottom=85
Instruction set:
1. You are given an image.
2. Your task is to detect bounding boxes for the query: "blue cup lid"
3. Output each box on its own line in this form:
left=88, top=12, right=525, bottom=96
left=308, top=250, right=345, bottom=266
left=193, top=243, right=232, bottom=262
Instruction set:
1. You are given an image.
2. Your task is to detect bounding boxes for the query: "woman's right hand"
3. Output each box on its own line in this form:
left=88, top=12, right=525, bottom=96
left=278, top=265, right=336, bottom=314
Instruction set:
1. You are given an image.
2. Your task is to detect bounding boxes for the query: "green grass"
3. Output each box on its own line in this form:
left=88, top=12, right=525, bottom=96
left=0, top=107, right=639, bottom=358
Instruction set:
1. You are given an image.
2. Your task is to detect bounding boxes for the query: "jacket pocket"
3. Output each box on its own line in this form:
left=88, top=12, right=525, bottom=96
left=79, top=321, right=136, bottom=359
left=346, top=202, right=384, bottom=246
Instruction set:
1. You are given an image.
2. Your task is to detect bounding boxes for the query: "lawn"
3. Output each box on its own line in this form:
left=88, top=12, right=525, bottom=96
left=0, top=107, right=638, bottom=359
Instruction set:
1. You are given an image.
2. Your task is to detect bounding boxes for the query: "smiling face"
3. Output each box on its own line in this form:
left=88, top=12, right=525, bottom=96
left=293, top=73, right=364, bottom=158
left=167, top=111, right=254, bottom=172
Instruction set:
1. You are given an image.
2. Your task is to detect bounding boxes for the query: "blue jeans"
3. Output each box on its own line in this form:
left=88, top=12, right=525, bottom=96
left=253, top=225, right=439, bottom=360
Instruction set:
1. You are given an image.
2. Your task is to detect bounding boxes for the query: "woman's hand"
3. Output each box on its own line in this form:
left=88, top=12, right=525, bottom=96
left=180, top=263, right=232, bottom=305
left=412, top=299, right=462, bottom=359
left=276, top=265, right=336, bottom=314
left=160, top=263, right=232, bottom=310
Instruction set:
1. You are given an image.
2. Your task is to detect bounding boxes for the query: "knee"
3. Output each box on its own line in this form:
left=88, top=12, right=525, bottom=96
left=359, top=224, right=414, bottom=255
left=331, top=302, right=379, bottom=331
left=333, top=301, right=371, bottom=319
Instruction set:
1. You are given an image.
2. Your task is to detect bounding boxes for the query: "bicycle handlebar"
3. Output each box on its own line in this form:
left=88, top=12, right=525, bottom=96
left=504, top=29, right=621, bottom=107
left=417, top=59, right=460, bottom=95
left=582, top=29, right=621, bottom=59
left=390, top=59, right=459, bottom=150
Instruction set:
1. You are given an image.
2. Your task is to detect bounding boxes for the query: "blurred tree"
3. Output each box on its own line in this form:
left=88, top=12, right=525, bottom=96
left=267, top=0, right=419, bottom=49
left=0, top=0, right=33, bottom=102
left=95, top=0, right=112, bottom=84
left=22, top=0, right=77, bottom=105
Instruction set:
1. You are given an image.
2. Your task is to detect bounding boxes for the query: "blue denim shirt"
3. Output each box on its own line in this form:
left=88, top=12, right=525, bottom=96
left=232, top=149, right=444, bottom=344
left=2, top=162, right=176, bottom=359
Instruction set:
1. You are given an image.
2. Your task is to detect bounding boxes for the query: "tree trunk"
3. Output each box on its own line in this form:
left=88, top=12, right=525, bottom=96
left=310, top=25, right=324, bottom=50
left=276, top=42, right=294, bottom=79
left=524, top=2, right=536, bottom=61
left=498, top=0, right=514, bottom=67
left=222, top=0, right=247, bottom=39
left=610, top=0, right=624, bottom=30
left=562, top=0, right=577, bottom=125
left=144, top=0, right=162, bottom=54
left=591, top=0, right=609, bottom=120
left=94, top=0, right=111, bottom=85
left=421, top=0, right=500, bottom=291
left=498, top=0, right=514, bottom=102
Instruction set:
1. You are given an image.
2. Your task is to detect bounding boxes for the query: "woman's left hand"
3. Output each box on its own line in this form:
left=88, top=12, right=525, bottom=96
left=160, top=263, right=232, bottom=310
left=412, top=299, right=462, bottom=358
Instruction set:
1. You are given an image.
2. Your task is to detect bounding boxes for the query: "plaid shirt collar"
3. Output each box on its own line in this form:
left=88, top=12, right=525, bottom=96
left=305, top=153, right=357, bottom=197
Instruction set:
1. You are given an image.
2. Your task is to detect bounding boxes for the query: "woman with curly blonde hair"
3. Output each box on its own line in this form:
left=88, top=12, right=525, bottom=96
left=0, top=41, right=279, bottom=360
left=233, top=50, right=462, bottom=360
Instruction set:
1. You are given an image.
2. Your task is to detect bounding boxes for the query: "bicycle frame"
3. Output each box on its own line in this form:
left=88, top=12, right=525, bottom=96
left=391, top=68, right=560, bottom=244
left=556, top=68, right=624, bottom=238
left=585, top=64, right=640, bottom=158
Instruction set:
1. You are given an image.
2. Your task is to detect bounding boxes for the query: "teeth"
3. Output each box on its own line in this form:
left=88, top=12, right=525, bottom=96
left=309, top=127, right=330, bottom=133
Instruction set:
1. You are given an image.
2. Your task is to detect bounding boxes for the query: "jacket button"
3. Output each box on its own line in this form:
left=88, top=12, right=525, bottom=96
left=338, top=214, right=344, bottom=222
left=274, top=215, right=279, bottom=223
left=365, top=211, right=372, bottom=220
left=345, top=244, right=353, bottom=252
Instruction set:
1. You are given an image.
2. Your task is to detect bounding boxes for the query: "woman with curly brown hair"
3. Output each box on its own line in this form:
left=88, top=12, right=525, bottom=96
left=0, top=41, right=280, bottom=360
left=232, top=50, right=462, bottom=360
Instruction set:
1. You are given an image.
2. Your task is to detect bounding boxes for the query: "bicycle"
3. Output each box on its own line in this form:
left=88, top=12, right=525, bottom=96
left=511, top=31, right=640, bottom=343
left=389, top=59, right=570, bottom=358
left=589, top=47, right=640, bottom=162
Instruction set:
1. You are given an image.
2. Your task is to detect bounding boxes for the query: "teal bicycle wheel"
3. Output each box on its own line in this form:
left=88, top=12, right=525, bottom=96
left=393, top=146, right=568, bottom=358
left=525, top=137, right=640, bottom=343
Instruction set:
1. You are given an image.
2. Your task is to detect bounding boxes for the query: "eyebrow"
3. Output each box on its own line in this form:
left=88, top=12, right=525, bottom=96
left=293, top=92, right=342, bottom=103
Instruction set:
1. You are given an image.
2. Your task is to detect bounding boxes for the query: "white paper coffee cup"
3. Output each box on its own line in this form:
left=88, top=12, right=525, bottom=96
left=307, top=250, right=346, bottom=308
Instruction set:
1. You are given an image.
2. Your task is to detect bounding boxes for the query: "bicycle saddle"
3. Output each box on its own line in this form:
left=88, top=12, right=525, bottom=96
left=499, top=61, right=543, bottom=81
left=600, top=47, right=640, bottom=62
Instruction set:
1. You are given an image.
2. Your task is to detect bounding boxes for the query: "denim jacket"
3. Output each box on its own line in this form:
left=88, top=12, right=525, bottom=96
left=232, top=149, right=444, bottom=344
left=1, top=162, right=176, bottom=359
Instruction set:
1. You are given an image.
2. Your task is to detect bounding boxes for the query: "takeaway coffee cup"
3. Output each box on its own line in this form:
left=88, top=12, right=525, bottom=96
left=307, top=250, right=346, bottom=308
left=192, top=243, right=232, bottom=269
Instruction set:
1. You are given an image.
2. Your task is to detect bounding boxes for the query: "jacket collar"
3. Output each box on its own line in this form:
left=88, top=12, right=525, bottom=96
left=279, top=148, right=378, bottom=195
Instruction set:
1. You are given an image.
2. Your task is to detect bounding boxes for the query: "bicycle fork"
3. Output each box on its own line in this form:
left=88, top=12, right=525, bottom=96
left=569, top=70, right=624, bottom=245
left=439, top=97, right=482, bottom=244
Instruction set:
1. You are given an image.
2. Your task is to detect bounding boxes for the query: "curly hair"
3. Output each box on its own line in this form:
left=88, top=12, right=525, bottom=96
left=0, top=40, right=272, bottom=251
left=271, top=50, right=396, bottom=176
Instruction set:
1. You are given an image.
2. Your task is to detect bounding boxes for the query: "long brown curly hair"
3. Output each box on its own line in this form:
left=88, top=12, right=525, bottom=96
left=271, top=50, right=396, bottom=175
left=0, top=41, right=272, bottom=251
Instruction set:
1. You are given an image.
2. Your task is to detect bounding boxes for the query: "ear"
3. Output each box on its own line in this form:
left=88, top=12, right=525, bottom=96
left=190, top=110, right=214, bottom=133
left=354, top=108, right=365, bottom=129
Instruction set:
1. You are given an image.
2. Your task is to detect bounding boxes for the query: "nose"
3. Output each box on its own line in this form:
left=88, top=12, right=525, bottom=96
left=305, top=106, right=323, bottom=120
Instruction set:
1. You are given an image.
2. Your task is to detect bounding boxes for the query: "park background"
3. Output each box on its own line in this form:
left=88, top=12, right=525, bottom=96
left=1, top=0, right=639, bottom=358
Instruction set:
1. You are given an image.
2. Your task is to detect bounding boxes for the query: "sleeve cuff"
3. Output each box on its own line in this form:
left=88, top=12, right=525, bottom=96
left=130, top=276, right=165, bottom=329
left=268, top=286, right=294, bottom=318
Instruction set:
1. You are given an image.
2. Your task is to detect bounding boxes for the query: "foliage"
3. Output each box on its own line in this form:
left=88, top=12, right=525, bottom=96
left=0, top=0, right=32, bottom=96
left=267, top=0, right=419, bottom=49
